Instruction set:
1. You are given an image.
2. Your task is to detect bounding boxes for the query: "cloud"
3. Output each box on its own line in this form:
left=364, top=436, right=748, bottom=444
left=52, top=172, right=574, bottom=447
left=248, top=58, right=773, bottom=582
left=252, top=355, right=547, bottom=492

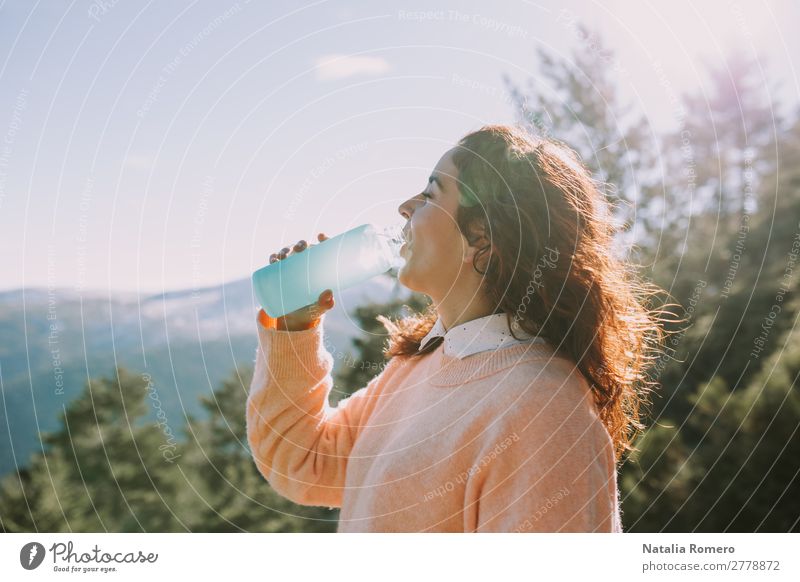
left=313, top=54, right=391, bottom=81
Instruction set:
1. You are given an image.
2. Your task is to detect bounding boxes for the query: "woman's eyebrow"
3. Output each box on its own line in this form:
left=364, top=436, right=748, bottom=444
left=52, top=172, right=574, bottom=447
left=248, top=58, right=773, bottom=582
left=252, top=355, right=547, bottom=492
left=428, top=175, right=443, bottom=189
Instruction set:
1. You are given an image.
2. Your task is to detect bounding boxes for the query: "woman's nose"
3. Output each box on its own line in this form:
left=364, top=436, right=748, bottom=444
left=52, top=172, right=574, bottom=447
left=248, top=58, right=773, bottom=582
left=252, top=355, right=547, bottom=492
left=398, top=198, right=414, bottom=220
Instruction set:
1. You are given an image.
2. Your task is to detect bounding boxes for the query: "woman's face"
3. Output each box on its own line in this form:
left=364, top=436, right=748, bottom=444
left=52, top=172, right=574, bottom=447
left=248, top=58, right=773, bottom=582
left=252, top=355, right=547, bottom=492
left=397, top=148, right=472, bottom=301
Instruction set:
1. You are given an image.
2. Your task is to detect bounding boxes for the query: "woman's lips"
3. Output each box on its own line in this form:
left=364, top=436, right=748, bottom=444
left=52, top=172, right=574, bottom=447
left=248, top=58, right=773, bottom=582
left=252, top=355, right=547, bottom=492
left=400, top=226, right=411, bottom=256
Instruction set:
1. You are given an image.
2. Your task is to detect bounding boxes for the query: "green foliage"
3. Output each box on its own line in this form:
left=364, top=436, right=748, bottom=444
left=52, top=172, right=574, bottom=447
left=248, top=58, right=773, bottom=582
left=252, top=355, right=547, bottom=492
left=622, top=327, right=800, bottom=531
left=177, top=368, right=338, bottom=532
left=1, top=368, right=182, bottom=531
left=621, top=423, right=699, bottom=531
left=0, top=366, right=338, bottom=532
left=507, top=25, right=799, bottom=532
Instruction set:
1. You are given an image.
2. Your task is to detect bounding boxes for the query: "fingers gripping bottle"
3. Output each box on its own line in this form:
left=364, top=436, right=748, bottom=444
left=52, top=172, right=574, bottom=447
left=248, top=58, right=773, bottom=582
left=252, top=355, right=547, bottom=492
left=252, top=223, right=406, bottom=319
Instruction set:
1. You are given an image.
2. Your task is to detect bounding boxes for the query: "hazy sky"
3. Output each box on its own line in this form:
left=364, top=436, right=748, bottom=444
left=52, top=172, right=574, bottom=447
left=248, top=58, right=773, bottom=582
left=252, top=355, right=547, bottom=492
left=1, top=0, right=798, bottom=294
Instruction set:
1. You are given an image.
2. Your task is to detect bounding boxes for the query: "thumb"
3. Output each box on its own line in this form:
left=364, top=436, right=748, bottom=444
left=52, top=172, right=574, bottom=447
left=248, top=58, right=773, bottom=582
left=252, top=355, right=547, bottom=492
left=302, top=289, right=334, bottom=318
left=318, top=288, right=334, bottom=309
left=301, top=289, right=334, bottom=322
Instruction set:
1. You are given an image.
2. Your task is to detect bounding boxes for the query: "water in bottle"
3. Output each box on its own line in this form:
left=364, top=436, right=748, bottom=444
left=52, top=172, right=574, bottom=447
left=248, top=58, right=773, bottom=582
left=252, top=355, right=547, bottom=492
left=252, top=223, right=406, bottom=318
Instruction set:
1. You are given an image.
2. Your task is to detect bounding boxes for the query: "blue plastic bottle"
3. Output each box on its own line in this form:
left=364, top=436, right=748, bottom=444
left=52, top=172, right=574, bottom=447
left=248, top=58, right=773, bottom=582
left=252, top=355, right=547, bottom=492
left=252, top=223, right=406, bottom=318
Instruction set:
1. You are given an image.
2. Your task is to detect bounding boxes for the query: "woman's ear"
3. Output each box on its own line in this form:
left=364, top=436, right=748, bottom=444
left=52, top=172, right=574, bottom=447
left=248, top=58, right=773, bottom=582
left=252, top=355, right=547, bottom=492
left=461, top=221, right=491, bottom=269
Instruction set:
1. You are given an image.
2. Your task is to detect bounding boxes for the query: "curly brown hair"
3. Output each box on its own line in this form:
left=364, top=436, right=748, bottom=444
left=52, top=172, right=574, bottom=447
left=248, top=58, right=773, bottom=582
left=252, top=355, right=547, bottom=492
left=377, top=124, right=670, bottom=463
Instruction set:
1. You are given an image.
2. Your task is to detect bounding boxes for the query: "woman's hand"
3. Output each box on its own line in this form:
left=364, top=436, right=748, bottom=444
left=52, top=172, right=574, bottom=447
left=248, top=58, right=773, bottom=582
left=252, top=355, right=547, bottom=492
left=260, top=233, right=334, bottom=331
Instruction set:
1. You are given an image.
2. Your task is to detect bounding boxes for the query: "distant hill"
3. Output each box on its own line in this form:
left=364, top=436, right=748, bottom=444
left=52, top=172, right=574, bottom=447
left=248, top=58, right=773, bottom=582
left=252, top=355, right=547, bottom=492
left=0, top=274, right=409, bottom=477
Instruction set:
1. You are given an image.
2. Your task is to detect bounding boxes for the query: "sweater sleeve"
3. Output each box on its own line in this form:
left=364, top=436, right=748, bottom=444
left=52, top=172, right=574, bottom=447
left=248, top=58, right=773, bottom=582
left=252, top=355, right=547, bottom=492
left=465, top=369, right=622, bottom=532
left=246, top=310, right=387, bottom=508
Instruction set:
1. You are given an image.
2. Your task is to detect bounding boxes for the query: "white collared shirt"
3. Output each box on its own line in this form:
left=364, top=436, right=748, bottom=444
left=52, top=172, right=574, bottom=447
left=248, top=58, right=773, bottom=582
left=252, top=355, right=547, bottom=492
left=418, top=312, right=545, bottom=359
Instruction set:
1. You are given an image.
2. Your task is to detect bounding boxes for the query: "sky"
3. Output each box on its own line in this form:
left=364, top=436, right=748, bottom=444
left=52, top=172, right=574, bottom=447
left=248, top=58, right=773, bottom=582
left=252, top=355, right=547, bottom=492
left=1, top=0, right=798, bottom=294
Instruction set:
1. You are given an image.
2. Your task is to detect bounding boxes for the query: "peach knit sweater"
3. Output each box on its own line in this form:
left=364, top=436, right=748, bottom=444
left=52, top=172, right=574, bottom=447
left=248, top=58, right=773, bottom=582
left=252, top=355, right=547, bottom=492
left=246, top=311, right=623, bottom=533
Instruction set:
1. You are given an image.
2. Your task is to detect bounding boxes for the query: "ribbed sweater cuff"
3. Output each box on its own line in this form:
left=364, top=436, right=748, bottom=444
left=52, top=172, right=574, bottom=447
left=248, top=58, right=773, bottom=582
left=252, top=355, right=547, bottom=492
left=253, top=311, right=332, bottom=388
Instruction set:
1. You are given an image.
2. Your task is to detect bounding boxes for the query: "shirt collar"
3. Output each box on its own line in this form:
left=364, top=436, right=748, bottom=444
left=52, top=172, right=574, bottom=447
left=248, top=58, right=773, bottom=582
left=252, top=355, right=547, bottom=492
left=418, top=312, right=544, bottom=359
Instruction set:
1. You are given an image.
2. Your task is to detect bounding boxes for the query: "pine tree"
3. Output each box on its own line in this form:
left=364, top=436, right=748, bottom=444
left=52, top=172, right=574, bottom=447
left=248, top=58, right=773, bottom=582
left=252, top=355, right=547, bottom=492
left=0, top=367, right=185, bottom=531
left=177, top=367, right=340, bottom=532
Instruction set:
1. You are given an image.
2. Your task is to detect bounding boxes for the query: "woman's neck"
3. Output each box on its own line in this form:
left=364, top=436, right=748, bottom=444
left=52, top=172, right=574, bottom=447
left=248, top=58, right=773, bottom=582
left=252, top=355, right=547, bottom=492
left=435, top=293, right=497, bottom=332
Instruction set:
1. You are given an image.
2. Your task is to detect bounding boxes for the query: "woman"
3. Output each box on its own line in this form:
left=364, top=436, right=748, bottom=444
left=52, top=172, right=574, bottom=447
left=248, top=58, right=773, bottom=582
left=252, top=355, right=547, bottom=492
left=246, top=124, right=665, bottom=532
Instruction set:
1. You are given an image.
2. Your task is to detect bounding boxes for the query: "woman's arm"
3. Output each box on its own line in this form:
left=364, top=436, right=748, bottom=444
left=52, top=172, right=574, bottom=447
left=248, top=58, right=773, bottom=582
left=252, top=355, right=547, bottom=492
left=246, top=309, right=390, bottom=508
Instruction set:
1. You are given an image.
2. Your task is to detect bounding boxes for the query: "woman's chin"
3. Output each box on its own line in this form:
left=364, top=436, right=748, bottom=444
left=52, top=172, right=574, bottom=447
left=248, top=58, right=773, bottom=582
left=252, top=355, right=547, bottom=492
left=397, top=263, right=417, bottom=291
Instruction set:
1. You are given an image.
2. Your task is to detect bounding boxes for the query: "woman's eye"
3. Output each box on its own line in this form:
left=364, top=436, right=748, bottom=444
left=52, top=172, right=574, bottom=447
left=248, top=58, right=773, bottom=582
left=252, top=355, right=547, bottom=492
left=422, top=192, right=432, bottom=199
